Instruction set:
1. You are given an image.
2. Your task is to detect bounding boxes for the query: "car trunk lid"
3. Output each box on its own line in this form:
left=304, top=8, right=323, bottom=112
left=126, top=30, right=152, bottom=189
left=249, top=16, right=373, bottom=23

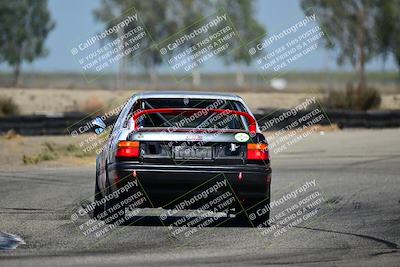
left=129, top=130, right=249, bottom=165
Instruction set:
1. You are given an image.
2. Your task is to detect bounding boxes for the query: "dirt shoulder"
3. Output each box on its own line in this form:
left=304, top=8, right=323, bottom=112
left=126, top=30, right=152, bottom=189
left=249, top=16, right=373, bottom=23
left=0, top=133, right=96, bottom=171
left=1, top=88, right=400, bottom=115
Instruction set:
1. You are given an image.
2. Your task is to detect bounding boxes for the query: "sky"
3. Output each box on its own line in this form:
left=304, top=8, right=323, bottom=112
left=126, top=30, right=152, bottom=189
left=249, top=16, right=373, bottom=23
left=3, top=0, right=397, bottom=73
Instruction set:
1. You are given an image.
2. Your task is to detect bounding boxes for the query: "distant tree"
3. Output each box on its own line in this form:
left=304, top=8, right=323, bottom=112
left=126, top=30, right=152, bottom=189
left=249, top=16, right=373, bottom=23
left=94, top=0, right=212, bottom=86
left=164, top=0, right=213, bottom=86
left=95, top=0, right=167, bottom=85
left=300, top=0, right=378, bottom=100
left=0, top=0, right=55, bottom=86
left=392, top=17, right=400, bottom=76
left=374, top=0, right=400, bottom=75
left=374, top=0, right=396, bottom=70
left=216, top=0, right=266, bottom=86
left=163, top=0, right=265, bottom=86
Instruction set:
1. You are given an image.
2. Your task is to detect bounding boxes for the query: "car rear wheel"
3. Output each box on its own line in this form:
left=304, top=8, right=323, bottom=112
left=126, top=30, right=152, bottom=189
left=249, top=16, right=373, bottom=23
left=93, top=173, right=105, bottom=220
left=104, top=178, right=126, bottom=225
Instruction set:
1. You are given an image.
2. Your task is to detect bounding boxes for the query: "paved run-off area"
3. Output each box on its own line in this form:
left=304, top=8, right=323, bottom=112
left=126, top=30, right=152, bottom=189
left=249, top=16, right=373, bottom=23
left=0, top=129, right=399, bottom=266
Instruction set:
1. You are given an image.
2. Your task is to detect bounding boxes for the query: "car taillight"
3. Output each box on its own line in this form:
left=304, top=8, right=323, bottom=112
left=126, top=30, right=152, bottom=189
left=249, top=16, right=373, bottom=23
left=247, top=143, right=269, bottom=160
left=116, top=141, right=140, bottom=158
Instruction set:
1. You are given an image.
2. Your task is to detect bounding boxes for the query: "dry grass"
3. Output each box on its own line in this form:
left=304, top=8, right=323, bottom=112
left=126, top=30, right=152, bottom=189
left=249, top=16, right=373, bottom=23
left=0, top=133, right=96, bottom=170
left=0, top=88, right=399, bottom=116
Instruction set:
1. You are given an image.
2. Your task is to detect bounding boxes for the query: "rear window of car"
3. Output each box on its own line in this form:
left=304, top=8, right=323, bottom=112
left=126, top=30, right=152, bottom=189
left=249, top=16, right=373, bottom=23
left=131, top=98, right=249, bottom=130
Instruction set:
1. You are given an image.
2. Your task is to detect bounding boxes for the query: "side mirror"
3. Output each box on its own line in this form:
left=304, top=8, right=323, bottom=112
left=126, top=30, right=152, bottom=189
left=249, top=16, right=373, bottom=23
left=91, top=117, right=106, bottom=135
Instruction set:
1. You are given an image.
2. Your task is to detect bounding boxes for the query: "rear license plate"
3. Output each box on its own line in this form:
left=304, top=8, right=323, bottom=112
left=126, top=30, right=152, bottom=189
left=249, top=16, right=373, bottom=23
left=174, top=146, right=212, bottom=160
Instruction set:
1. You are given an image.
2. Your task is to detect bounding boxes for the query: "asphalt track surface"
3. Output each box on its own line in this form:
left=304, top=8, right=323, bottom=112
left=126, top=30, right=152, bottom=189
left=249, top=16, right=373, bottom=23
left=0, top=129, right=399, bottom=266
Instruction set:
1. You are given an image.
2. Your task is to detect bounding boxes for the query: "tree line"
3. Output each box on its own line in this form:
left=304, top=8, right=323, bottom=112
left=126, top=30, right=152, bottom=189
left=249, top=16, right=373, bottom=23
left=0, top=0, right=399, bottom=94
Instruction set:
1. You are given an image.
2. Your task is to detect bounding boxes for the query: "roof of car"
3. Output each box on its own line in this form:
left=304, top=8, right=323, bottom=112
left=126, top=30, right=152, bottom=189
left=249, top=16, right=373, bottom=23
left=132, top=91, right=243, bottom=101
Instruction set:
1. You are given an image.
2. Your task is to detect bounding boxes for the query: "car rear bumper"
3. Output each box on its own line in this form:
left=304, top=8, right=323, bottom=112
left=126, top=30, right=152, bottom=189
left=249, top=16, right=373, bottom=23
left=108, top=162, right=271, bottom=209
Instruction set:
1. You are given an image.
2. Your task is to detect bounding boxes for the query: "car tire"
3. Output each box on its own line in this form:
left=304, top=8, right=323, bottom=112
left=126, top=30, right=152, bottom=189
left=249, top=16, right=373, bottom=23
left=93, top=172, right=105, bottom=220
left=104, top=176, right=126, bottom=225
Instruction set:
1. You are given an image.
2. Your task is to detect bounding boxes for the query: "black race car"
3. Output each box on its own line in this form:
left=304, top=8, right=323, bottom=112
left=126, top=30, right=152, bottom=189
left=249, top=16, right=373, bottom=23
left=93, top=91, right=271, bottom=225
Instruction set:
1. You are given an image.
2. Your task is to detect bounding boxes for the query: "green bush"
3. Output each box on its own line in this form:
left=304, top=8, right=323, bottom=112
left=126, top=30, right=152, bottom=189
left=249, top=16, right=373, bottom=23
left=322, top=84, right=381, bottom=110
left=0, top=97, right=19, bottom=116
left=22, top=149, right=58, bottom=164
left=22, top=142, right=93, bottom=164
